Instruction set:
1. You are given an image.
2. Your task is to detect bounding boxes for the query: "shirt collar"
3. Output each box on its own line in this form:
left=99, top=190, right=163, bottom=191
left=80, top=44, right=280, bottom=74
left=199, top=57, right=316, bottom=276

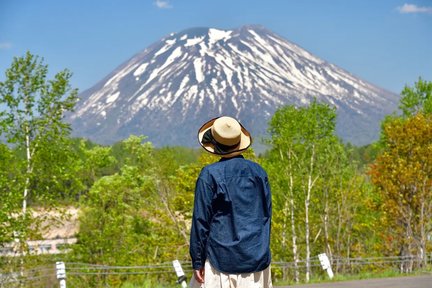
left=219, top=155, right=244, bottom=162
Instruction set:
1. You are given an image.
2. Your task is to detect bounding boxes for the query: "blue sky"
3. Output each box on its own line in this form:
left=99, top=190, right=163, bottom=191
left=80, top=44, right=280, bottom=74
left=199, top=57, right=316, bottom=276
left=0, top=0, right=431, bottom=94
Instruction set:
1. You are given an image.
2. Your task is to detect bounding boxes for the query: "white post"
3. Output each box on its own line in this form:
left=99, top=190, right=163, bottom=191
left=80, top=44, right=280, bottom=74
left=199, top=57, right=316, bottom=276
left=318, top=253, right=334, bottom=279
left=56, top=261, right=66, bottom=288
left=172, top=260, right=187, bottom=288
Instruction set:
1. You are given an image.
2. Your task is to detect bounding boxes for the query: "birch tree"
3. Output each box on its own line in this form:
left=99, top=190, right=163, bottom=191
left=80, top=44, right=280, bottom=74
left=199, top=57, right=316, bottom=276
left=267, top=100, right=339, bottom=282
left=266, top=106, right=302, bottom=282
left=0, top=51, right=77, bottom=246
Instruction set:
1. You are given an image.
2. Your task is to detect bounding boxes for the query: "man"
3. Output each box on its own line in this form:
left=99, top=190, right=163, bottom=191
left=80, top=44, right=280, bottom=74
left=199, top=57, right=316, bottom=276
left=190, top=116, right=272, bottom=288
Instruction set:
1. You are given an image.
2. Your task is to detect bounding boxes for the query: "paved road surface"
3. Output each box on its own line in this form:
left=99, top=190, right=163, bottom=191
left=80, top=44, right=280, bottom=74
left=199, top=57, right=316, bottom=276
left=277, top=275, right=432, bottom=288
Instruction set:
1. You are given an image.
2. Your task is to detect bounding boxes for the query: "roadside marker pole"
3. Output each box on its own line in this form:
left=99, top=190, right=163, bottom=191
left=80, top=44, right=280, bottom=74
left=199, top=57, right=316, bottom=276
left=56, top=261, right=66, bottom=288
left=172, top=260, right=187, bottom=288
left=318, top=253, right=334, bottom=279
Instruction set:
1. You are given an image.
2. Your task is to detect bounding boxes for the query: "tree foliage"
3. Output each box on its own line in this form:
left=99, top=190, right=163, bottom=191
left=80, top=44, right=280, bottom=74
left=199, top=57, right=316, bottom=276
left=71, top=136, right=198, bottom=270
left=0, top=51, right=77, bottom=146
left=1, top=52, right=431, bottom=285
left=0, top=51, right=78, bottom=250
left=370, top=113, right=432, bottom=269
left=399, top=77, right=432, bottom=117
left=370, top=78, right=432, bottom=271
left=0, top=144, right=23, bottom=244
left=265, top=100, right=379, bottom=282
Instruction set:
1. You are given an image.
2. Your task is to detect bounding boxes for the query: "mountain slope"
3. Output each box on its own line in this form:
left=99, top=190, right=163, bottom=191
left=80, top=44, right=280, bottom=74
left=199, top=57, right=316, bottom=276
left=67, top=25, right=399, bottom=148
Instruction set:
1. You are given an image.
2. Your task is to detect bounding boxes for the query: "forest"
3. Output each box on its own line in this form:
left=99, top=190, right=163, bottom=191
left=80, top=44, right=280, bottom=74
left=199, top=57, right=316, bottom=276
left=1, top=52, right=431, bottom=287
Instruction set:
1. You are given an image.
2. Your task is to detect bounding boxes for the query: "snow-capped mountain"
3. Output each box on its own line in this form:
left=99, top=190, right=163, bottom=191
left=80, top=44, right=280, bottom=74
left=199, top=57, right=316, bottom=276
left=67, top=25, right=399, bottom=148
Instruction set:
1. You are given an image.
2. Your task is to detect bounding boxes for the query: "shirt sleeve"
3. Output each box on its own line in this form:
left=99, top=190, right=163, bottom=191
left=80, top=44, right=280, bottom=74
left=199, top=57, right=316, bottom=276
left=265, top=174, right=272, bottom=218
left=189, top=171, right=214, bottom=270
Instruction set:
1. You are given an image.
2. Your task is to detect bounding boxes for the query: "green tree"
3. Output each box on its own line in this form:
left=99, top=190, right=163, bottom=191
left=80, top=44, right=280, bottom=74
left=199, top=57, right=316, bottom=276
left=370, top=113, right=432, bottom=271
left=370, top=78, right=432, bottom=271
left=0, top=51, right=78, bottom=249
left=72, top=136, right=156, bottom=270
left=399, top=77, right=432, bottom=117
left=266, top=100, right=340, bottom=282
left=317, top=145, right=381, bottom=273
left=79, top=139, right=117, bottom=193
left=74, top=166, right=155, bottom=264
left=72, top=136, right=194, bottom=276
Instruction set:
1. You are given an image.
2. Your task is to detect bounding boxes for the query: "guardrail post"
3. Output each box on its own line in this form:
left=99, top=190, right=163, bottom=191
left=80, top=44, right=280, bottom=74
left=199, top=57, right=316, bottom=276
left=56, top=261, right=66, bottom=288
left=172, top=260, right=187, bottom=288
left=318, top=253, right=334, bottom=279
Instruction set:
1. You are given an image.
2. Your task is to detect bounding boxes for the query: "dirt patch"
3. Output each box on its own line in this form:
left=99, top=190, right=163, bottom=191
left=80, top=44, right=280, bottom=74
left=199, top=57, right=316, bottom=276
left=31, top=207, right=79, bottom=239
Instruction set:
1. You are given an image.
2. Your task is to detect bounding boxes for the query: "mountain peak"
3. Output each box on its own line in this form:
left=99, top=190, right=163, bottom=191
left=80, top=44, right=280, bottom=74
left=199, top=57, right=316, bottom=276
left=67, top=25, right=399, bottom=148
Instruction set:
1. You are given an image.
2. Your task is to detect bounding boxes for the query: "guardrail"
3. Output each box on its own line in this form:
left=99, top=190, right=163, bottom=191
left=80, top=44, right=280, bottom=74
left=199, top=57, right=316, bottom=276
left=1, top=255, right=431, bottom=287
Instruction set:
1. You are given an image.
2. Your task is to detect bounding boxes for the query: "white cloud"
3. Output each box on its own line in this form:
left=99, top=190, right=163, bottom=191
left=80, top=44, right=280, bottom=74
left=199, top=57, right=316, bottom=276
left=155, top=0, right=172, bottom=9
left=397, top=3, right=432, bottom=14
left=0, top=42, right=12, bottom=49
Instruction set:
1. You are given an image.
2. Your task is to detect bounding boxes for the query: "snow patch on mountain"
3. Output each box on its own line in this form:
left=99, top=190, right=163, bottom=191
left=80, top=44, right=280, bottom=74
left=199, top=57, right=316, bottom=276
left=186, top=36, right=204, bottom=47
left=106, top=92, right=120, bottom=104
left=193, top=58, right=204, bottom=83
left=133, top=63, right=148, bottom=78
left=209, top=28, right=232, bottom=44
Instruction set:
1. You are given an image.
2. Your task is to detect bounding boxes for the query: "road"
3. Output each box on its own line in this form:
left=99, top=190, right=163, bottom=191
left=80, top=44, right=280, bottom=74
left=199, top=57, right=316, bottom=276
left=277, top=275, right=432, bottom=288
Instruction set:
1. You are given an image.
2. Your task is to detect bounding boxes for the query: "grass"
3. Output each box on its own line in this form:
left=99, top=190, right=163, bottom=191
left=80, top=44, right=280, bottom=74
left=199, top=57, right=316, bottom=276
left=273, top=266, right=432, bottom=287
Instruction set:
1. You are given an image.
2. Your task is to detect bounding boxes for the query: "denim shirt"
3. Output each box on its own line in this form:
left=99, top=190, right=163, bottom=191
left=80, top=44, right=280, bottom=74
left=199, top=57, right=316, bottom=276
left=189, top=155, right=272, bottom=274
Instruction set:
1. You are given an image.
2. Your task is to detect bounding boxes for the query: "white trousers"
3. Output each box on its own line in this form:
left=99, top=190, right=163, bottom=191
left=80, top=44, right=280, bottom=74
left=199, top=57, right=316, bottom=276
left=190, top=261, right=273, bottom=288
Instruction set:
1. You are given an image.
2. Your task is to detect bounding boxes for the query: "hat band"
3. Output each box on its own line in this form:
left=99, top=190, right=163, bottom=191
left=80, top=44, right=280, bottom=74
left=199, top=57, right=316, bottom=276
left=202, top=129, right=240, bottom=155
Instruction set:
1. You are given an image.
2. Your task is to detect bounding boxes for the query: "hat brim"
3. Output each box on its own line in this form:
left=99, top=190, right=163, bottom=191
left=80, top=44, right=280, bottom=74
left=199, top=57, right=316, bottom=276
left=197, top=117, right=252, bottom=157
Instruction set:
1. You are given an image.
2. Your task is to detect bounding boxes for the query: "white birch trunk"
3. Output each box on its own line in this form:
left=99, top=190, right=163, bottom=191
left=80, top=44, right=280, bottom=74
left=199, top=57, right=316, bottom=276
left=20, top=118, right=32, bottom=279
left=291, top=195, right=299, bottom=283
left=287, top=150, right=300, bottom=283
left=279, top=150, right=288, bottom=280
left=279, top=149, right=299, bottom=282
left=323, top=187, right=332, bottom=262
left=305, top=194, right=310, bottom=282
left=305, top=144, right=316, bottom=283
left=419, top=199, right=426, bottom=267
left=281, top=197, right=288, bottom=280
left=23, top=130, right=31, bottom=216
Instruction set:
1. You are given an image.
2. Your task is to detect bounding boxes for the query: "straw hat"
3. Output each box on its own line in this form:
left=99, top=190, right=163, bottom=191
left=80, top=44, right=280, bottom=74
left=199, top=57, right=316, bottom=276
left=197, top=116, right=252, bottom=157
